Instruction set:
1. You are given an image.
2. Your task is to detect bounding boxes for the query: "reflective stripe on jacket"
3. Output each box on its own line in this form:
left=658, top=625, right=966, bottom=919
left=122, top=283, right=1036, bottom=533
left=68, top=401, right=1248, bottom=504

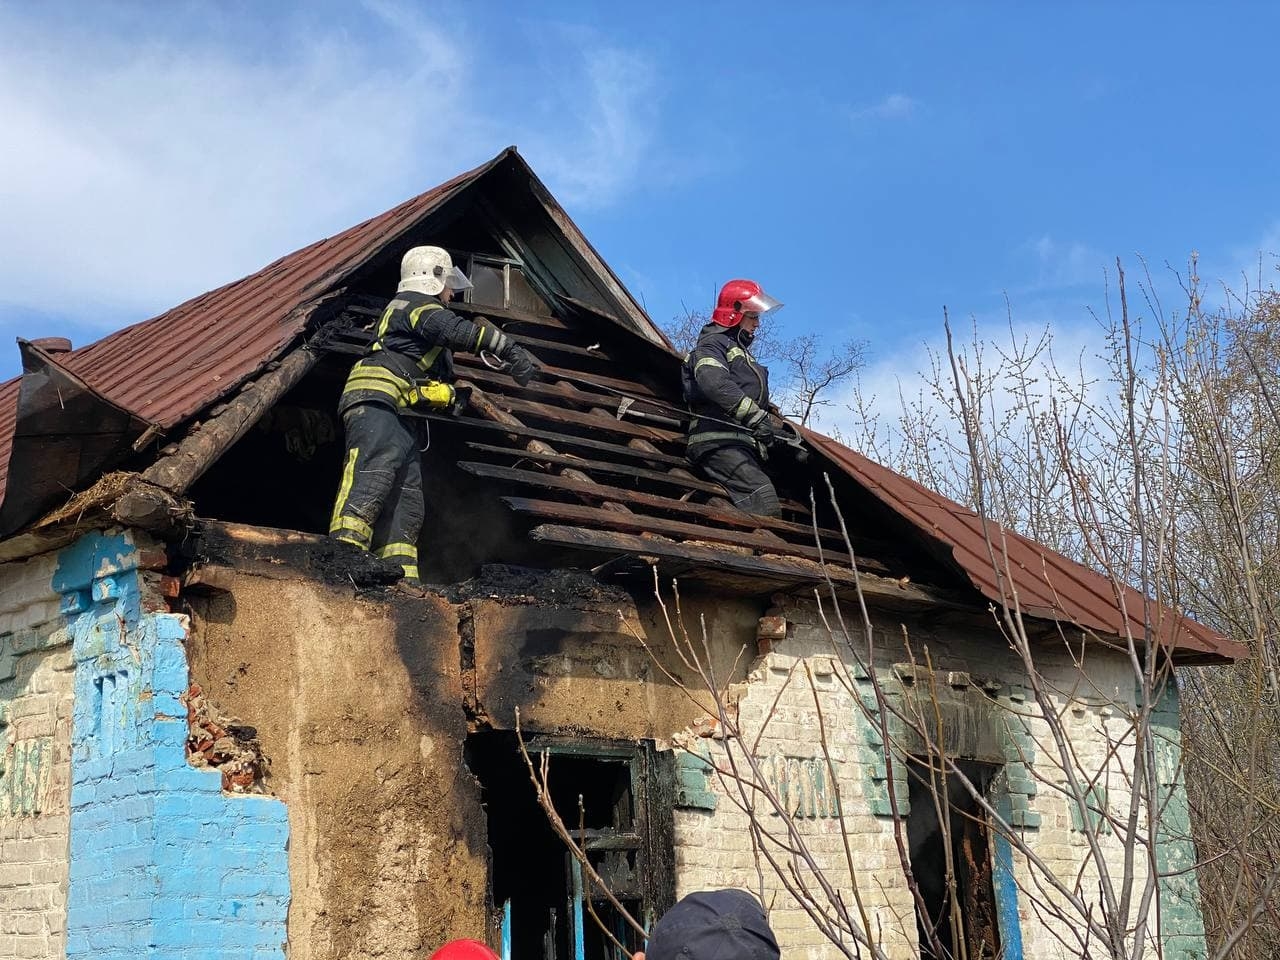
left=681, top=322, right=771, bottom=452
left=339, top=292, right=508, bottom=414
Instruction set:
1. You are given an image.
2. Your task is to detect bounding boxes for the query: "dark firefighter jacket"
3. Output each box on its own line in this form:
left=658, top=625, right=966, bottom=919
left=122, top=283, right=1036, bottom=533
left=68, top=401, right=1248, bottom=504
left=682, top=322, right=771, bottom=454
left=339, top=291, right=509, bottom=414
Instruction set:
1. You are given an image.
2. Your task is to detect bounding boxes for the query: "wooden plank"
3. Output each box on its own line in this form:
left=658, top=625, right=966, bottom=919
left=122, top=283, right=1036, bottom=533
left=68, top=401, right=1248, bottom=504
left=415, top=414, right=689, bottom=466
left=464, top=443, right=728, bottom=494
left=142, top=336, right=318, bottom=494
left=502, top=496, right=863, bottom=568
left=453, top=363, right=683, bottom=423
left=449, top=300, right=572, bottom=330
left=456, top=353, right=666, bottom=401
left=528, top=525, right=849, bottom=589
left=532, top=361, right=667, bottom=400
left=528, top=524, right=966, bottom=608
left=492, top=394, right=684, bottom=444
left=458, top=460, right=889, bottom=568
left=463, top=439, right=812, bottom=520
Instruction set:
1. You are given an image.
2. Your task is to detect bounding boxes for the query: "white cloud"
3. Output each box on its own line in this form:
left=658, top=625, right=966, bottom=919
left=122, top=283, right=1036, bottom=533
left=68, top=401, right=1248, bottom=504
left=516, top=44, right=659, bottom=210
left=1205, top=219, right=1280, bottom=301
left=850, top=93, right=918, bottom=122
left=823, top=305, right=1115, bottom=469
left=0, top=7, right=477, bottom=323
left=0, top=5, right=662, bottom=328
left=1020, top=234, right=1109, bottom=293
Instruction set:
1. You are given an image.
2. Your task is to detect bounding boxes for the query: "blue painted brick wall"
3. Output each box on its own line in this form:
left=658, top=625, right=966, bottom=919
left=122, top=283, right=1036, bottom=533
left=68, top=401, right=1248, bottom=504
left=58, top=531, right=291, bottom=959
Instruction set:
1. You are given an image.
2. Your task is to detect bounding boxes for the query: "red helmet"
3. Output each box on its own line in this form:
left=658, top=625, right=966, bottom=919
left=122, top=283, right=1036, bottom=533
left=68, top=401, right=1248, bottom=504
left=711, top=279, right=783, bottom=327
left=429, top=941, right=500, bottom=960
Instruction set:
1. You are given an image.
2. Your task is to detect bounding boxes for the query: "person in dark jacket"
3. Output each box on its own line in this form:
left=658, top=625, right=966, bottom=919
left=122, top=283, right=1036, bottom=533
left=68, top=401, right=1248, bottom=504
left=329, top=245, right=538, bottom=584
left=682, top=279, right=785, bottom=517
left=635, top=888, right=780, bottom=960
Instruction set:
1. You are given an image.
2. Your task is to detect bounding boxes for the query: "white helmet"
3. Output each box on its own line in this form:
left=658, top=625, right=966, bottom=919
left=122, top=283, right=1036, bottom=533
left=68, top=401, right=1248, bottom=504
left=398, top=246, right=474, bottom=297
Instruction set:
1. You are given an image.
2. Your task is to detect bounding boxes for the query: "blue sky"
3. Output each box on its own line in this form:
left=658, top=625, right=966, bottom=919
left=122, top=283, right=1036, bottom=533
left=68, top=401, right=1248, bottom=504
left=2, top=2, right=1277, bottom=432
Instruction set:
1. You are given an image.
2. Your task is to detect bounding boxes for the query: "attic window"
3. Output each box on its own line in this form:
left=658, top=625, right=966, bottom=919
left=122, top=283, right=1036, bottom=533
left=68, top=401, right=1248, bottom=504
left=461, top=254, right=552, bottom=316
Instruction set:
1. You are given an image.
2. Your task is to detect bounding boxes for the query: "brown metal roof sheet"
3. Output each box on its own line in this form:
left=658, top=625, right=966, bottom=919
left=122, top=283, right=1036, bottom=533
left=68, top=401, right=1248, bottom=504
left=803, top=427, right=1245, bottom=664
left=0, top=151, right=509, bottom=502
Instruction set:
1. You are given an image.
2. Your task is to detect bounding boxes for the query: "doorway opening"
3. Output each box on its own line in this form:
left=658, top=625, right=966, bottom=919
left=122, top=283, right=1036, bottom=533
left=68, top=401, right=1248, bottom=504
left=465, top=731, right=674, bottom=960
left=906, top=758, right=1001, bottom=960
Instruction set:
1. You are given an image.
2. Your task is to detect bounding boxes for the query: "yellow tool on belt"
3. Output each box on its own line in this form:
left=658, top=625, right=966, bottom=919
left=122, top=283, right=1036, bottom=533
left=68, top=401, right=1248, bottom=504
left=405, top=380, right=459, bottom=410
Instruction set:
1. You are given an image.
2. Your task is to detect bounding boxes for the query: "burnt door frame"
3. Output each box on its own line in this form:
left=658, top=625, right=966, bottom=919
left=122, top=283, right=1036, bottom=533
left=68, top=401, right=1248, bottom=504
left=520, top=736, right=676, bottom=960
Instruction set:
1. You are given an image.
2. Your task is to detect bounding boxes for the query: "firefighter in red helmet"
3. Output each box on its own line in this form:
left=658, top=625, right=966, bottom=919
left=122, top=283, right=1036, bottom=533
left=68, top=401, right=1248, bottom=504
left=680, top=279, right=785, bottom=517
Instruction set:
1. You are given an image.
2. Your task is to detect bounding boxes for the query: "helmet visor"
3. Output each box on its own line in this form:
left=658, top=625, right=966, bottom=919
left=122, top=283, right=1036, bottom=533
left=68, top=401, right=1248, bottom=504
left=739, top=290, right=782, bottom=318
left=444, top=265, right=473, bottom=292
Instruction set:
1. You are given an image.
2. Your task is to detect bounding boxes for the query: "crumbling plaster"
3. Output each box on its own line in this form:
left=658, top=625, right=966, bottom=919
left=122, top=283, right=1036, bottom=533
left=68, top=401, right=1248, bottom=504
left=183, top=568, right=760, bottom=960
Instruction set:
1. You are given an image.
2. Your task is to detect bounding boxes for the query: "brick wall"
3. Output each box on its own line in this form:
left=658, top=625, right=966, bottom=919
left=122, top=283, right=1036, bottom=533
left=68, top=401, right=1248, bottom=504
left=54, top=530, right=291, bottom=960
left=671, top=606, right=915, bottom=959
left=0, top=549, right=72, bottom=960
left=668, top=595, right=1207, bottom=960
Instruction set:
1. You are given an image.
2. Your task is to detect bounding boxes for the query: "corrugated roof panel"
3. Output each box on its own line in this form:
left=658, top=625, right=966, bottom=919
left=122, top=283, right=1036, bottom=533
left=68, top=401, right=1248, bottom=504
left=804, top=428, right=1244, bottom=663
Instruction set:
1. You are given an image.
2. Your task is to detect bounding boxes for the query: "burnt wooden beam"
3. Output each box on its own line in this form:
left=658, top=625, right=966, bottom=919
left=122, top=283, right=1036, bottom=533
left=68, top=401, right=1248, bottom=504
left=527, top=524, right=969, bottom=610
left=458, top=460, right=892, bottom=567
left=502, top=496, right=869, bottom=570
left=461, top=383, right=634, bottom=516
left=452, top=363, right=678, bottom=421
left=421, top=415, right=689, bottom=467
left=142, top=340, right=320, bottom=494
left=112, top=480, right=196, bottom=534
left=517, top=360, right=663, bottom=400
left=494, top=394, right=683, bottom=444
left=463, top=443, right=728, bottom=495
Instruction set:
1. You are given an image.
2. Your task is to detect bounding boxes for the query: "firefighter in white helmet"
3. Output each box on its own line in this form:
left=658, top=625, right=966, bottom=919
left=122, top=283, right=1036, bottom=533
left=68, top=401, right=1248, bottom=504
left=329, top=246, right=539, bottom=584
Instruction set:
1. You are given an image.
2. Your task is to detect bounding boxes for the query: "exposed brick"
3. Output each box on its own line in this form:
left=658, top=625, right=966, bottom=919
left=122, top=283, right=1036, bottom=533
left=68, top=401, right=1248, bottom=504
left=0, top=571, right=73, bottom=960
left=13, top=935, right=49, bottom=959
left=671, top=597, right=1203, bottom=960
left=53, top=531, right=291, bottom=960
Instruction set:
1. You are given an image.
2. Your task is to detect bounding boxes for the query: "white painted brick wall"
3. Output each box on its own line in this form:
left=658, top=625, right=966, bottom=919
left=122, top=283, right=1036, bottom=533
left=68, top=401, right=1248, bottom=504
left=670, top=596, right=1161, bottom=960
left=0, top=549, right=72, bottom=960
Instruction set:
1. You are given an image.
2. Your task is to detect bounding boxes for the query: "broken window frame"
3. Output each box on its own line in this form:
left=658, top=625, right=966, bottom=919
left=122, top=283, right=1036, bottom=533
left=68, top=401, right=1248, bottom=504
left=508, top=735, right=675, bottom=960
left=905, top=757, right=1003, bottom=960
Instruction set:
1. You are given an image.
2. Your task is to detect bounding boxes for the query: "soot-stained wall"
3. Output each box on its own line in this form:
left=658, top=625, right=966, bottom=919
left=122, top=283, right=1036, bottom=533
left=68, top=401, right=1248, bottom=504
left=183, top=564, right=765, bottom=960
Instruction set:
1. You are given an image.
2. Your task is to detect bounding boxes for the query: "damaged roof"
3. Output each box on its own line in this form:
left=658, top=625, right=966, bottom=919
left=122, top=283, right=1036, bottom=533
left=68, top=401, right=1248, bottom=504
left=0, top=149, right=1244, bottom=664
left=0, top=147, right=661, bottom=508
left=806, top=432, right=1244, bottom=664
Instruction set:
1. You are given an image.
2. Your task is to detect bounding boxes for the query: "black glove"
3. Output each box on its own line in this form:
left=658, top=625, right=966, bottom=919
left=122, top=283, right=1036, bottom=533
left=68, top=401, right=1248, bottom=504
left=747, top=409, right=775, bottom=443
left=505, top=345, right=539, bottom=387
left=476, top=320, right=511, bottom=359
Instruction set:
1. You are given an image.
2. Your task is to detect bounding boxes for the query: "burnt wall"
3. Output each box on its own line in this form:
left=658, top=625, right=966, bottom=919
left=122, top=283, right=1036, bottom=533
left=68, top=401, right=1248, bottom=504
left=469, top=584, right=761, bottom=739
left=184, top=573, right=489, bottom=960
left=182, top=562, right=765, bottom=960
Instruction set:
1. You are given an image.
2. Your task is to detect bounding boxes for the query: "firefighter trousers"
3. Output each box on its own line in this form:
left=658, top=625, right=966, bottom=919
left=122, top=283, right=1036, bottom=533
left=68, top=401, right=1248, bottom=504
left=691, top=443, right=781, bottom=518
left=329, top=402, right=424, bottom=581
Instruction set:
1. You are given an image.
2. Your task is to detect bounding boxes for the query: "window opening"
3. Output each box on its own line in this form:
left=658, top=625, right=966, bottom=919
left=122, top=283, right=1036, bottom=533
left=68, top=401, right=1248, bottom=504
left=465, top=731, right=672, bottom=960
left=906, top=758, right=1001, bottom=960
left=461, top=254, right=553, bottom=317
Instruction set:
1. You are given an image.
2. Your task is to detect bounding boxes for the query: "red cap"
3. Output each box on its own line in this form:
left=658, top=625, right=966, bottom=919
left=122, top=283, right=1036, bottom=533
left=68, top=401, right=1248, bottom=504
left=429, top=940, right=500, bottom=960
